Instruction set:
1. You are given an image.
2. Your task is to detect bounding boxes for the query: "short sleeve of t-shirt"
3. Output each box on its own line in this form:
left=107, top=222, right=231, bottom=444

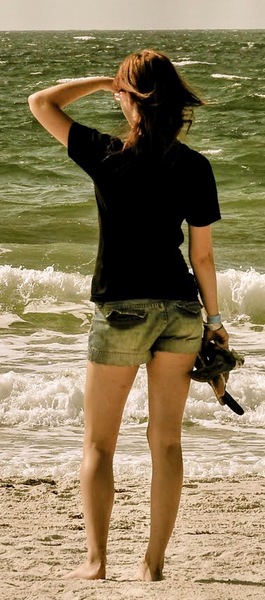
left=67, top=121, right=116, bottom=178
left=184, top=149, right=221, bottom=227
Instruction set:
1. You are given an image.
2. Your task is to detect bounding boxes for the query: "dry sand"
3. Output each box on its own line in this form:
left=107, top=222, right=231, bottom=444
left=1, top=473, right=264, bottom=600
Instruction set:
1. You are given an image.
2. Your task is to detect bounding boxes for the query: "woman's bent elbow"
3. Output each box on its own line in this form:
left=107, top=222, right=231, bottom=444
left=28, top=93, right=40, bottom=114
left=28, top=92, right=50, bottom=116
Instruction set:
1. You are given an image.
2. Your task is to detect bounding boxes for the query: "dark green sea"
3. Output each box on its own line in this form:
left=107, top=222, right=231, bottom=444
left=0, top=30, right=264, bottom=479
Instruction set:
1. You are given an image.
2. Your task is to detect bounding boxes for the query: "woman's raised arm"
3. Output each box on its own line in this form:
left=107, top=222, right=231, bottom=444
left=28, top=76, right=114, bottom=147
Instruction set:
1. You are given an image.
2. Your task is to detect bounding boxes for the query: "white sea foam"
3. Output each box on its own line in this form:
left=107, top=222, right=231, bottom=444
left=0, top=354, right=264, bottom=430
left=212, top=73, right=252, bottom=80
left=0, top=264, right=92, bottom=308
left=73, top=36, right=96, bottom=41
left=0, top=313, right=25, bottom=328
left=202, top=149, right=223, bottom=156
left=0, top=369, right=85, bottom=428
left=0, top=361, right=263, bottom=479
left=217, top=268, right=265, bottom=322
left=56, top=77, right=91, bottom=84
left=0, top=265, right=264, bottom=324
left=173, top=60, right=215, bottom=67
left=0, top=247, right=12, bottom=255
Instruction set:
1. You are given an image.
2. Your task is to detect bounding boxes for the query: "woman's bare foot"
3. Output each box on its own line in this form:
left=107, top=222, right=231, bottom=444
left=62, top=560, right=106, bottom=580
left=138, top=559, right=164, bottom=582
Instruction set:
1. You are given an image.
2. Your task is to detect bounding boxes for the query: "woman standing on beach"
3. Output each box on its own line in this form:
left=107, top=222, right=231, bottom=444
left=28, top=49, right=228, bottom=581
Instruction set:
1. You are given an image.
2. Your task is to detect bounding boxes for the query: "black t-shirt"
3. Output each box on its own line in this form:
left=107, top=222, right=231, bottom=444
left=68, top=122, right=221, bottom=302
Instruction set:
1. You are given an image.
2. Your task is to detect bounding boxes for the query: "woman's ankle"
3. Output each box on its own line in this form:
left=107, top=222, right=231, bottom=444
left=138, top=553, right=164, bottom=581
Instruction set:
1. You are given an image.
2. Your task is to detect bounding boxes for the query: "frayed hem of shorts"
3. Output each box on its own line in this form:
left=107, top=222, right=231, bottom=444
left=87, top=349, right=150, bottom=367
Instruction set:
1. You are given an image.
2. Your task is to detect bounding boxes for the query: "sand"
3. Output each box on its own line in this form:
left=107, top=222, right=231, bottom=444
left=1, top=473, right=264, bottom=600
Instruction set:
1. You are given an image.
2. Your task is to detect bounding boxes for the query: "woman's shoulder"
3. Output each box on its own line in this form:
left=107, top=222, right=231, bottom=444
left=162, top=140, right=213, bottom=178
left=68, top=121, right=123, bottom=176
left=179, top=141, right=211, bottom=165
left=68, top=121, right=123, bottom=153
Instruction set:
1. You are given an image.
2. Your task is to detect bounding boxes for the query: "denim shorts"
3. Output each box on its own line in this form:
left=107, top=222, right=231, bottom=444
left=87, top=298, right=203, bottom=366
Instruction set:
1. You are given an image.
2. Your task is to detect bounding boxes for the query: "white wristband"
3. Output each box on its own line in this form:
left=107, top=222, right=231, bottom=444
left=206, top=313, right=222, bottom=324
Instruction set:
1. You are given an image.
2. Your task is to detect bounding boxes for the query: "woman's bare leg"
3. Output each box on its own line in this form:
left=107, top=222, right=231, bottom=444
left=64, top=360, right=138, bottom=580
left=139, top=351, right=197, bottom=582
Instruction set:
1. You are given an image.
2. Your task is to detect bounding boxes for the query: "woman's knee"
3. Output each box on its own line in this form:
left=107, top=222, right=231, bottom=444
left=82, top=440, right=115, bottom=465
left=146, top=423, right=182, bottom=456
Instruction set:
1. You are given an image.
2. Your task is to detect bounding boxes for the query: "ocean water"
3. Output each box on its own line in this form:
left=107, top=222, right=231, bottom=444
left=0, top=30, right=264, bottom=480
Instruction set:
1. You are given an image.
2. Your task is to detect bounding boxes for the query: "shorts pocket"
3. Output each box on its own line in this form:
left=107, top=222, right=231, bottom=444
left=175, top=301, right=202, bottom=316
left=99, top=306, right=147, bottom=328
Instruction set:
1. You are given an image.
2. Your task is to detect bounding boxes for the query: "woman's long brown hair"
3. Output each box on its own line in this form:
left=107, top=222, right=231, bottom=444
left=113, top=49, right=205, bottom=156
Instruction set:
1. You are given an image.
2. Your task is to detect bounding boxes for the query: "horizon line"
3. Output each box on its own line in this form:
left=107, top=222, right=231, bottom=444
left=1, top=27, right=264, bottom=32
